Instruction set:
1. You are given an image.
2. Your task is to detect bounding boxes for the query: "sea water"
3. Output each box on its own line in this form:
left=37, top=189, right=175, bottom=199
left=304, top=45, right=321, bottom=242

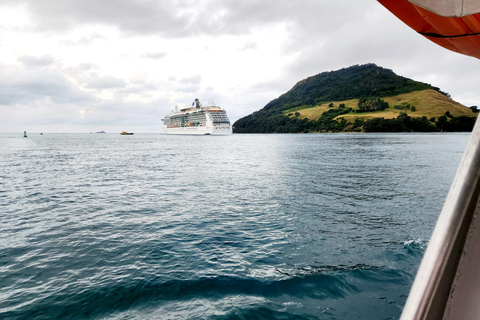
left=0, top=132, right=469, bottom=319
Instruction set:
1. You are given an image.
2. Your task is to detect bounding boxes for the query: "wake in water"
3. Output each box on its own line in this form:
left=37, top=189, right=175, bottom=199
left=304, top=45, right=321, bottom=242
left=1, top=268, right=412, bottom=320
left=1, top=243, right=424, bottom=320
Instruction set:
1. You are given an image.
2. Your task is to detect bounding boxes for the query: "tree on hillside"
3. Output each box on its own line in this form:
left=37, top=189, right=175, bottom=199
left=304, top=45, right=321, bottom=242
left=364, top=112, right=437, bottom=132
left=443, top=116, right=476, bottom=131
left=436, top=115, right=448, bottom=131
left=357, top=98, right=389, bottom=112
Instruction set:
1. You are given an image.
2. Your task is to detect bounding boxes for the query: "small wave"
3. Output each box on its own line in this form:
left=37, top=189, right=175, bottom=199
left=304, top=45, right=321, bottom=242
left=277, top=263, right=411, bottom=288
left=403, top=239, right=428, bottom=256
left=276, top=263, right=380, bottom=277
left=0, top=276, right=336, bottom=319
left=209, top=306, right=318, bottom=320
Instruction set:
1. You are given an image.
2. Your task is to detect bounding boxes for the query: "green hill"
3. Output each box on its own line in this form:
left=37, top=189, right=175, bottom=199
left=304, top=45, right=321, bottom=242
left=233, top=64, right=477, bottom=133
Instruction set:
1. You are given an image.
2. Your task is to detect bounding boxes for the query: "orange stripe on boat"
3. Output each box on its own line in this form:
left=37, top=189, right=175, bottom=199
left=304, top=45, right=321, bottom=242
left=378, top=0, right=480, bottom=59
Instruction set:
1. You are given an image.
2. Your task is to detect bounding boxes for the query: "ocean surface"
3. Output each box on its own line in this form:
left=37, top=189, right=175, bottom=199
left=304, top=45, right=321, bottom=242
left=0, top=132, right=470, bottom=320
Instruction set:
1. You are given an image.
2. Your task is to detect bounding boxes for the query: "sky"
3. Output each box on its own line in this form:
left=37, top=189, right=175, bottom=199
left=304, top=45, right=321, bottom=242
left=1, top=0, right=480, bottom=133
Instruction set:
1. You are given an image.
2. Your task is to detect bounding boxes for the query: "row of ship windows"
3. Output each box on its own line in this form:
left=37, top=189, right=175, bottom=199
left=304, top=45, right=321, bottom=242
left=165, top=118, right=229, bottom=124
left=166, top=123, right=207, bottom=128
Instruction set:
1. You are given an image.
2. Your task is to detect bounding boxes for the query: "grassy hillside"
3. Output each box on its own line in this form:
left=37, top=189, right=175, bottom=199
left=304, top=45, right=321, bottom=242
left=233, top=64, right=477, bottom=133
left=286, top=89, right=473, bottom=122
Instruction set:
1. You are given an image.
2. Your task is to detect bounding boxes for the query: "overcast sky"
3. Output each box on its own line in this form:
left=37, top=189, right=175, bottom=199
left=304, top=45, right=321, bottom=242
left=1, top=0, right=479, bottom=133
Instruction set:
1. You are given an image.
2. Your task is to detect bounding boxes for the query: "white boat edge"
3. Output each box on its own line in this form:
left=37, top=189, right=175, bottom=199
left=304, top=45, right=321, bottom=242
left=400, top=116, right=480, bottom=319
left=160, top=124, right=232, bottom=135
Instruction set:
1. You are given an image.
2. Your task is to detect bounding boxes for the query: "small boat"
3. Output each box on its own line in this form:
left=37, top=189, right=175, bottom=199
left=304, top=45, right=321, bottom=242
left=120, top=131, right=134, bottom=135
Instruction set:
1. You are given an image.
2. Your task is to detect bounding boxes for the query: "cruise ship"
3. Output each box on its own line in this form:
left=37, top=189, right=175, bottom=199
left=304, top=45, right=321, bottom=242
left=161, top=99, right=232, bottom=135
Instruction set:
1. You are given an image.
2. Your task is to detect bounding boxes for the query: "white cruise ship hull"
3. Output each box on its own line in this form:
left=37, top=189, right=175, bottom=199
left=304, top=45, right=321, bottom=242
left=161, top=124, right=232, bottom=135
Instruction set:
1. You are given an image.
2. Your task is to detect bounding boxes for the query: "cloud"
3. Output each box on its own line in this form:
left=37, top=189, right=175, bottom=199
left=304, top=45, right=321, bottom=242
left=59, top=33, right=105, bottom=46
left=180, top=74, right=202, bottom=86
left=76, top=63, right=101, bottom=72
left=143, top=52, right=167, bottom=59
left=238, top=41, right=257, bottom=51
left=10, top=0, right=191, bottom=36
left=121, top=81, right=157, bottom=94
left=3, top=0, right=357, bottom=38
left=0, top=65, right=92, bottom=105
left=17, top=54, right=55, bottom=67
left=85, top=76, right=126, bottom=90
left=166, top=74, right=203, bottom=94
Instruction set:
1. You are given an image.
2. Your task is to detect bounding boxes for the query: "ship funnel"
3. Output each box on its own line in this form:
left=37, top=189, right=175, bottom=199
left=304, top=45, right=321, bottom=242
left=174, top=105, right=179, bottom=112
left=194, top=98, right=201, bottom=109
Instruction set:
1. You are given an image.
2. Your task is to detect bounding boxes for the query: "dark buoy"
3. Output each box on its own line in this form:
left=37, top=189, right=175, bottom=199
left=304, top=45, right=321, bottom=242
left=24, top=131, right=27, bottom=138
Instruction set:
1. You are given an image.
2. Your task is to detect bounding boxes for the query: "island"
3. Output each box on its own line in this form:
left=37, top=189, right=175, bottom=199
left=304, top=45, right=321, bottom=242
left=233, top=64, right=478, bottom=133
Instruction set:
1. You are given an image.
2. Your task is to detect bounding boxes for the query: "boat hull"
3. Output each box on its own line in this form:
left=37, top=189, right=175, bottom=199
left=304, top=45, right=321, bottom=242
left=161, top=124, right=232, bottom=135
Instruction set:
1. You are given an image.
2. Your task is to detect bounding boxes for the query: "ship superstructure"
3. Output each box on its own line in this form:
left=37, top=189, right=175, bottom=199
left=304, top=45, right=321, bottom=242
left=161, top=99, right=232, bottom=135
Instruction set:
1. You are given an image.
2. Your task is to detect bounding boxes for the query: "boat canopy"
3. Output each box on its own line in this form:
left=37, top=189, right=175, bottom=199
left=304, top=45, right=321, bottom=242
left=378, top=0, right=480, bottom=59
